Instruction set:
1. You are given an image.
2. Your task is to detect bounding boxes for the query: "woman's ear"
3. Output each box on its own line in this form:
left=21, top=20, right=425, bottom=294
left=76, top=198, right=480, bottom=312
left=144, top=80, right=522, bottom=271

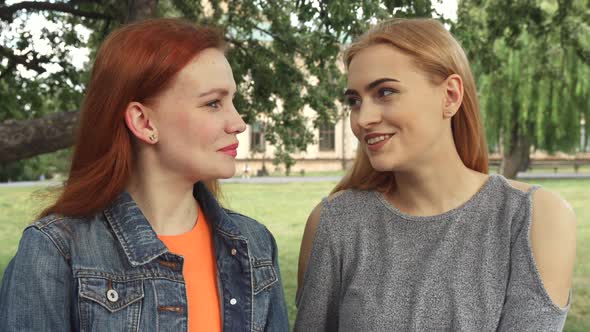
left=442, top=74, right=463, bottom=119
left=124, top=102, right=158, bottom=144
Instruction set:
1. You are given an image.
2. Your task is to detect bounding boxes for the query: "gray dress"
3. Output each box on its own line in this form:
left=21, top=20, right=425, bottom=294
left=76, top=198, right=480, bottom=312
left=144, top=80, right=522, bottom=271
left=295, top=174, right=570, bottom=331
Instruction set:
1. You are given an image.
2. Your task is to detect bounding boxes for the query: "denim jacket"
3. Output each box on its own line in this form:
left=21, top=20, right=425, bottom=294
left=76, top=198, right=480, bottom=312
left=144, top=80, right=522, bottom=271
left=0, top=182, right=289, bottom=331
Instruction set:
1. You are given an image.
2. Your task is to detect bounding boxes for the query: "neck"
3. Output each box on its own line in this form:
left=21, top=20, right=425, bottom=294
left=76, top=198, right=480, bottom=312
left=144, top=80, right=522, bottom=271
left=126, top=156, right=199, bottom=236
left=389, top=144, right=488, bottom=217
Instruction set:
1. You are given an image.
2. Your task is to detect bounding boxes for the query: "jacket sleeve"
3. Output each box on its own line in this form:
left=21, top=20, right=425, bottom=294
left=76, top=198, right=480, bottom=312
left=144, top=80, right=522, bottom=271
left=263, top=227, right=290, bottom=331
left=0, top=226, right=73, bottom=331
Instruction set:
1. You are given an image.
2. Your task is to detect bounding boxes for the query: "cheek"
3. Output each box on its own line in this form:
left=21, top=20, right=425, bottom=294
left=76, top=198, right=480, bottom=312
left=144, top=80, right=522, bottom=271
left=160, top=102, right=193, bottom=131
left=167, top=112, right=215, bottom=146
left=349, top=112, right=362, bottom=139
left=398, top=113, right=442, bottom=151
left=172, top=112, right=192, bottom=131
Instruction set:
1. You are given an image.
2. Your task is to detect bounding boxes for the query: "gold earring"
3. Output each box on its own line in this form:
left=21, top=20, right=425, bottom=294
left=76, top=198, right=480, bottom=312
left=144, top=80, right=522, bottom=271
left=149, top=133, right=157, bottom=142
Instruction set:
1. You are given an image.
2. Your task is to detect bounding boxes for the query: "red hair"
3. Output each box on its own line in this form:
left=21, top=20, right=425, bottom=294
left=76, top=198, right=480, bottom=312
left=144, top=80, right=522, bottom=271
left=41, top=19, right=225, bottom=218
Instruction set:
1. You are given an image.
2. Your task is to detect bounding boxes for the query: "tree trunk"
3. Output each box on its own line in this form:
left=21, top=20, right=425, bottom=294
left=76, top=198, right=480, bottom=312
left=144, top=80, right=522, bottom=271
left=0, top=111, right=79, bottom=163
left=126, top=0, right=158, bottom=22
left=500, top=131, right=531, bottom=179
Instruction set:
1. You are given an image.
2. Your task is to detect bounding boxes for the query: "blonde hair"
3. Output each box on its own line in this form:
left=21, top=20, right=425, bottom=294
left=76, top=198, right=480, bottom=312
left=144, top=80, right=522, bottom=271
left=333, top=18, right=488, bottom=194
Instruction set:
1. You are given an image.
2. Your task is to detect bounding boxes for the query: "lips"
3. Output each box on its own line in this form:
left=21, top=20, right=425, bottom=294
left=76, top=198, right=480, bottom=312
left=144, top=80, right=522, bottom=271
left=364, top=133, right=395, bottom=152
left=218, top=143, right=239, bottom=157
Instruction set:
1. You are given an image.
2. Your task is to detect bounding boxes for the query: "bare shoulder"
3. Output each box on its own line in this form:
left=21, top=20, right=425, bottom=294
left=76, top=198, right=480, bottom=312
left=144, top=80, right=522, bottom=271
left=304, top=202, right=323, bottom=241
left=529, top=186, right=577, bottom=307
left=505, top=178, right=533, bottom=192
left=529, top=186, right=576, bottom=236
left=297, top=191, right=346, bottom=291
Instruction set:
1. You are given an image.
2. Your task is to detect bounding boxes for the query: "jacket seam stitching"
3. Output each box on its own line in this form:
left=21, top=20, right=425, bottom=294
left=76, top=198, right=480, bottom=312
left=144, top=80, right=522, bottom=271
left=33, top=215, right=67, bottom=229
left=151, top=280, right=159, bottom=332
left=34, top=226, right=71, bottom=261
left=215, top=227, right=246, bottom=240
left=75, top=273, right=185, bottom=283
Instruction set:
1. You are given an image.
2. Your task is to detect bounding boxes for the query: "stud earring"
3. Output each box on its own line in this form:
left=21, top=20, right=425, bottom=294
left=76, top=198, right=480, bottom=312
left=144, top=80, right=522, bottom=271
left=149, top=133, right=157, bottom=142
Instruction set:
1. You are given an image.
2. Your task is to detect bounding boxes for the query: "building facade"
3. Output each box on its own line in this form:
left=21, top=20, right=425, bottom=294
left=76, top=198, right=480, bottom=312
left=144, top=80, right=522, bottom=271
left=234, top=105, right=358, bottom=176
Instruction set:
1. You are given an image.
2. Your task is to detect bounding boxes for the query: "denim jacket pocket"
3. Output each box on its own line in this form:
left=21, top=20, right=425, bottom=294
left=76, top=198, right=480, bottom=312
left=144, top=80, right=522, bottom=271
left=252, top=259, right=278, bottom=295
left=78, top=276, right=144, bottom=330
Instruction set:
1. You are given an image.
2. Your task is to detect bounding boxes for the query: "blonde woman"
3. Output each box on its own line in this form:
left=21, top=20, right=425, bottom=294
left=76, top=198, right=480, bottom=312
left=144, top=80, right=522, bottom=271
left=295, top=19, right=576, bottom=331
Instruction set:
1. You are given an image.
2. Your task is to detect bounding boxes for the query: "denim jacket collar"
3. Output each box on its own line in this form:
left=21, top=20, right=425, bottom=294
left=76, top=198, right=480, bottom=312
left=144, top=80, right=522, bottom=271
left=103, top=181, right=242, bottom=267
left=193, top=182, right=244, bottom=238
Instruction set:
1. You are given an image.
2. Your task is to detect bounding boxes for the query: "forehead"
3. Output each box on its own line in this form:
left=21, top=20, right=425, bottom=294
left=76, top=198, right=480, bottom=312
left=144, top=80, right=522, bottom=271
left=347, top=44, right=417, bottom=88
left=173, top=48, right=235, bottom=93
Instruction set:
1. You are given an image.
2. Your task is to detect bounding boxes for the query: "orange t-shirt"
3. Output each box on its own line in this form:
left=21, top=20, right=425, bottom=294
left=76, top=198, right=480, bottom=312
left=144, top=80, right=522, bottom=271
left=158, top=205, right=222, bottom=332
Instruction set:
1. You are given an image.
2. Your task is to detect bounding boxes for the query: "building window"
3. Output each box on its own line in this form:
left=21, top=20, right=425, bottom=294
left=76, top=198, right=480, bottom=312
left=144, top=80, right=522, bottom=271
left=319, top=122, right=335, bottom=151
left=250, top=121, right=265, bottom=152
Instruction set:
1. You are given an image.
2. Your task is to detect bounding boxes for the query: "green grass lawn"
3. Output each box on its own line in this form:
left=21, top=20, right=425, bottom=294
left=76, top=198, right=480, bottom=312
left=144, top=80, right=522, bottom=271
left=1, top=179, right=588, bottom=331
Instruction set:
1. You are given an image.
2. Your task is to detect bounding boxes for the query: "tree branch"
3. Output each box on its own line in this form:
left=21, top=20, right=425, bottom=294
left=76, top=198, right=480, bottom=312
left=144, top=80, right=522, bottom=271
left=0, top=111, right=79, bottom=163
left=250, top=24, right=307, bottom=56
left=226, top=37, right=250, bottom=55
left=0, top=45, right=48, bottom=78
left=0, top=1, right=112, bottom=22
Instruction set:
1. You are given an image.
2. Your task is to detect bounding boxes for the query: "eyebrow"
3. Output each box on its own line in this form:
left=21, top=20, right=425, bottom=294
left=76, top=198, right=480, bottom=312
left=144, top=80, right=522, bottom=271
left=198, top=88, right=232, bottom=98
left=344, top=77, right=400, bottom=96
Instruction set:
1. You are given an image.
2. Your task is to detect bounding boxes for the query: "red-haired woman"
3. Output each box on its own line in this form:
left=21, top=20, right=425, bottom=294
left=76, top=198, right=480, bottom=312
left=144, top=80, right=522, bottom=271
left=295, top=19, right=576, bottom=331
left=0, top=19, right=288, bottom=331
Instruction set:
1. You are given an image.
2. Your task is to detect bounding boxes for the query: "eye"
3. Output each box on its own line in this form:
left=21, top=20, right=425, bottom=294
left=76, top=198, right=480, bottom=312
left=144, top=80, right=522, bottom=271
left=378, top=88, right=398, bottom=98
left=206, top=99, right=221, bottom=109
left=345, top=96, right=361, bottom=108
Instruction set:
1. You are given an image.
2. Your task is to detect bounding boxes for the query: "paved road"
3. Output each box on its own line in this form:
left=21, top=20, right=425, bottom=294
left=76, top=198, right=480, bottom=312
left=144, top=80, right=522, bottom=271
left=226, top=173, right=590, bottom=182
left=0, top=176, right=343, bottom=187
left=1, top=172, right=590, bottom=187
left=222, top=176, right=343, bottom=183
left=516, top=173, right=590, bottom=179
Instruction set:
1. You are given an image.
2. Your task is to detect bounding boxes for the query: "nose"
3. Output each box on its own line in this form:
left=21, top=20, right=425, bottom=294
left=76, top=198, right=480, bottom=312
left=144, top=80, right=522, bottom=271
left=227, top=103, right=247, bottom=134
left=355, top=103, right=382, bottom=129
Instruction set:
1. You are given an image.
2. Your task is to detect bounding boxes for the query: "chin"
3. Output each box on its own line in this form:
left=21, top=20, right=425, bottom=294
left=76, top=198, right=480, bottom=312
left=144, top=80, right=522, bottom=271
left=370, top=164, right=396, bottom=172
left=189, top=165, right=235, bottom=182
left=368, top=155, right=404, bottom=172
left=217, top=172, right=235, bottom=179
left=216, top=165, right=237, bottom=179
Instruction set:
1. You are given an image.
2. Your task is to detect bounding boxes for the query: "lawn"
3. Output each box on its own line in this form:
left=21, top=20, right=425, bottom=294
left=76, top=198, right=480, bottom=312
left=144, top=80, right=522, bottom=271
left=0, top=179, right=588, bottom=331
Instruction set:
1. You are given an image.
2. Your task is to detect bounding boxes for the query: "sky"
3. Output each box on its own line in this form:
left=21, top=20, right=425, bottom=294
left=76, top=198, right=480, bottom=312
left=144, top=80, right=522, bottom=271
left=433, top=0, right=458, bottom=22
